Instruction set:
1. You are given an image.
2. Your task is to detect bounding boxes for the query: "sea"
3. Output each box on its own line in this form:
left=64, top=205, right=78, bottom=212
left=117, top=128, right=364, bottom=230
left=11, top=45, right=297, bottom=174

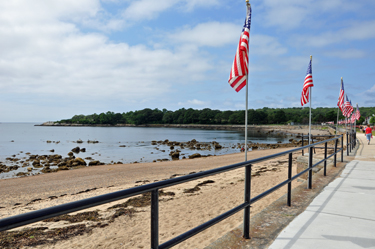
left=0, top=123, right=294, bottom=179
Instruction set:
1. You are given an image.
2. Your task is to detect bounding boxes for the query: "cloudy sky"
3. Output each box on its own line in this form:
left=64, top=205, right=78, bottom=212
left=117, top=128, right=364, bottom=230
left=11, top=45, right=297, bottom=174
left=1, top=0, right=375, bottom=122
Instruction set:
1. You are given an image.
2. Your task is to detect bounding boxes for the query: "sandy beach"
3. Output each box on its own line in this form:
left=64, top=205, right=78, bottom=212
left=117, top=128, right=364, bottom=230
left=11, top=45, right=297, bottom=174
left=0, top=127, right=332, bottom=248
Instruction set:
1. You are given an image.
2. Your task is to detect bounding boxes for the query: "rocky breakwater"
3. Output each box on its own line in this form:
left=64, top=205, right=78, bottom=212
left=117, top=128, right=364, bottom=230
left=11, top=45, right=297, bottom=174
left=151, top=139, right=223, bottom=162
left=152, top=138, right=304, bottom=162
left=0, top=146, right=106, bottom=178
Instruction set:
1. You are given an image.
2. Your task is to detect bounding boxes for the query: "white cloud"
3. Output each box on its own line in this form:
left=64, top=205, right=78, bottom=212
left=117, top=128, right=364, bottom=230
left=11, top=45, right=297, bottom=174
left=0, top=0, right=215, bottom=106
left=0, top=0, right=100, bottom=23
left=122, top=0, right=220, bottom=22
left=261, top=2, right=310, bottom=30
left=325, top=49, right=366, bottom=59
left=122, top=0, right=176, bottom=21
left=250, top=35, right=288, bottom=56
left=258, top=0, right=365, bottom=30
left=183, top=0, right=220, bottom=11
left=168, top=22, right=239, bottom=47
left=292, top=20, right=375, bottom=47
left=178, top=99, right=210, bottom=107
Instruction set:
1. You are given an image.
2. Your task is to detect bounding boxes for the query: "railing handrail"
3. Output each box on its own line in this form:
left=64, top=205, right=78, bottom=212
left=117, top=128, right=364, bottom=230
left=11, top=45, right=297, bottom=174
left=0, top=134, right=353, bottom=249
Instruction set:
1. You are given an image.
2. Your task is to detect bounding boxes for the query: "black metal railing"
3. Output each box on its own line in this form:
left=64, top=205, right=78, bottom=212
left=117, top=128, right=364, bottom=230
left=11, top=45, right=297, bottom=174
left=0, top=134, right=352, bottom=249
left=302, top=130, right=356, bottom=159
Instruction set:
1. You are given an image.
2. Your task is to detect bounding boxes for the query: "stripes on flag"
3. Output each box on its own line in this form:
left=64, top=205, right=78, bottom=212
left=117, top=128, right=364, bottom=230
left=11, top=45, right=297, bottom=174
left=228, top=5, right=251, bottom=92
left=301, top=58, right=313, bottom=106
left=349, top=100, right=354, bottom=116
left=355, top=103, right=361, bottom=120
left=337, top=78, right=344, bottom=112
left=343, top=96, right=353, bottom=117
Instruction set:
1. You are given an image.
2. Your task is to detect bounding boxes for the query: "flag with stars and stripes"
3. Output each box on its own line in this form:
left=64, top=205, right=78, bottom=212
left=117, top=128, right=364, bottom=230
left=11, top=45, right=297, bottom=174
left=337, top=78, right=345, bottom=112
left=228, top=5, right=251, bottom=92
left=343, top=96, right=353, bottom=117
left=355, top=103, right=361, bottom=120
left=301, top=58, right=314, bottom=106
left=349, top=100, right=354, bottom=116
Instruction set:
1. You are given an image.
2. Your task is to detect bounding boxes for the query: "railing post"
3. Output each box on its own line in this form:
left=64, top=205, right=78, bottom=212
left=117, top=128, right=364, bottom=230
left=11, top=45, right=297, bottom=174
left=324, top=142, right=327, bottom=176
left=287, top=153, right=292, bottom=206
left=311, top=135, right=316, bottom=154
left=341, top=135, right=344, bottom=162
left=243, top=164, right=251, bottom=239
left=346, top=132, right=349, bottom=156
left=308, top=146, right=313, bottom=189
left=302, top=134, right=304, bottom=156
left=151, top=190, right=159, bottom=249
left=334, top=139, right=338, bottom=167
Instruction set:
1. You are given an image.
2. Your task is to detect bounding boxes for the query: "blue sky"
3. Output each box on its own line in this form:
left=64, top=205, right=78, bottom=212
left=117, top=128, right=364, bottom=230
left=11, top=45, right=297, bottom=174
left=1, top=0, right=375, bottom=122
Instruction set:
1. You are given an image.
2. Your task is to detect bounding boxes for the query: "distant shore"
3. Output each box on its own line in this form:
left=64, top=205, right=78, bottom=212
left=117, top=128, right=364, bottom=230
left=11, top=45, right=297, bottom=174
left=36, top=123, right=324, bottom=133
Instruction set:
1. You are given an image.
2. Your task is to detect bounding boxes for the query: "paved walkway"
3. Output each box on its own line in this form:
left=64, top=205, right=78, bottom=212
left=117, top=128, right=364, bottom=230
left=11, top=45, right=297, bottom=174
left=269, top=133, right=375, bottom=249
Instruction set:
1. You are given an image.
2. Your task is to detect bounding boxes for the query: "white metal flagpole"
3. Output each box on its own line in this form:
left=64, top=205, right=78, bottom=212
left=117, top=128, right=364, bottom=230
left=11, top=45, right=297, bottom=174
left=345, top=94, right=347, bottom=133
left=244, top=1, right=251, bottom=162
left=309, top=55, right=312, bottom=145
left=243, top=0, right=251, bottom=240
left=336, top=77, right=342, bottom=134
left=245, top=76, right=248, bottom=161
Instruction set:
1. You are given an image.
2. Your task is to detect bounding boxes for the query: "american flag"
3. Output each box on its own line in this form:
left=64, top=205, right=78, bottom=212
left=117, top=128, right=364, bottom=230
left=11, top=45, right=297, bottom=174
left=349, top=100, right=354, bottom=116
left=301, top=58, right=313, bottom=106
left=337, top=78, right=344, bottom=112
left=342, top=95, right=351, bottom=117
left=228, top=5, right=251, bottom=92
left=355, top=103, right=361, bottom=120
left=343, top=96, right=354, bottom=117
left=351, top=113, right=356, bottom=123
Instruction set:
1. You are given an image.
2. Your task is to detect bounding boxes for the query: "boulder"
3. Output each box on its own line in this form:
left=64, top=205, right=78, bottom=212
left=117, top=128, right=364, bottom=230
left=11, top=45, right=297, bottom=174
left=74, top=157, right=86, bottom=166
left=189, top=153, right=201, bottom=159
left=213, top=143, right=222, bottom=149
left=71, top=147, right=80, bottom=153
left=89, top=160, right=102, bottom=166
left=171, top=152, right=180, bottom=159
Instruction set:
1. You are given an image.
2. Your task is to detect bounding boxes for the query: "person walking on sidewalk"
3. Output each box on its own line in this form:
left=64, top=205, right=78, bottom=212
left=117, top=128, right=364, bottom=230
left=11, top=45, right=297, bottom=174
left=365, top=124, right=373, bottom=145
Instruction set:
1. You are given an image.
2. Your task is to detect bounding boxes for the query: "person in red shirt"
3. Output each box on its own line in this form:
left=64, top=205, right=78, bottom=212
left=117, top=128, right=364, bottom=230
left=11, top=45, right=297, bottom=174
left=365, top=124, right=373, bottom=145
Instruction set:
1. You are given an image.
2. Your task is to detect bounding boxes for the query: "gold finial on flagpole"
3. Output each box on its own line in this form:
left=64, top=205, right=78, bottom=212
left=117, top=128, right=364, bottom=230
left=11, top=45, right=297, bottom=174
left=246, top=0, right=250, bottom=6
left=310, top=55, right=312, bottom=60
left=341, top=77, right=343, bottom=80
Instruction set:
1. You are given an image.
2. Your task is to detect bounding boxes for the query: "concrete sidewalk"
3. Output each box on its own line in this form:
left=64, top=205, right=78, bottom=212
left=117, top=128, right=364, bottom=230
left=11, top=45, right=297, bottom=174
left=269, top=133, right=375, bottom=249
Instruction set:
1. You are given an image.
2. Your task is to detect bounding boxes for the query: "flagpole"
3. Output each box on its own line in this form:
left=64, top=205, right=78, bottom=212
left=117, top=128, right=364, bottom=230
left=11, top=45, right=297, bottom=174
left=245, top=76, right=248, bottom=161
left=309, top=55, right=312, bottom=145
left=243, top=0, right=251, bottom=240
left=244, top=2, right=251, bottom=161
left=336, top=77, right=342, bottom=135
left=336, top=107, right=339, bottom=134
left=345, top=94, right=347, bottom=133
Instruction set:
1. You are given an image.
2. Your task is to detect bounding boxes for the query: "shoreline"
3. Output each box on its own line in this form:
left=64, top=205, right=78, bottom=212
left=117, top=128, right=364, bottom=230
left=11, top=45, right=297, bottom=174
left=36, top=123, right=323, bottom=133
left=1, top=125, right=332, bottom=180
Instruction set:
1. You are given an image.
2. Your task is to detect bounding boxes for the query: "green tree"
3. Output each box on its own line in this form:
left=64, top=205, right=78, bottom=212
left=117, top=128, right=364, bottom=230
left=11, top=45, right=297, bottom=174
left=324, top=110, right=336, bottom=122
left=274, top=110, right=287, bottom=124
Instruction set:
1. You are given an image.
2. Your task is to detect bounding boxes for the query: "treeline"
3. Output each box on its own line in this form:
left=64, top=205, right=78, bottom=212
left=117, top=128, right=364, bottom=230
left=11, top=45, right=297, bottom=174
left=57, top=107, right=373, bottom=125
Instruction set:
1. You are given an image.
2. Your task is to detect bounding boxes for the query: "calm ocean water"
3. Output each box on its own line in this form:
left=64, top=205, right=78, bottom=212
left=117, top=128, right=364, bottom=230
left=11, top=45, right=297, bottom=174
left=0, top=123, right=292, bottom=179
